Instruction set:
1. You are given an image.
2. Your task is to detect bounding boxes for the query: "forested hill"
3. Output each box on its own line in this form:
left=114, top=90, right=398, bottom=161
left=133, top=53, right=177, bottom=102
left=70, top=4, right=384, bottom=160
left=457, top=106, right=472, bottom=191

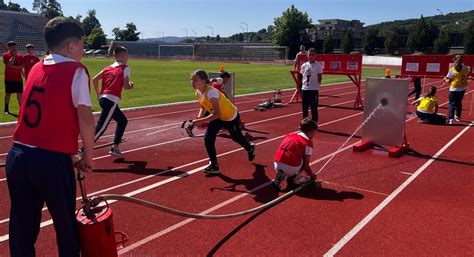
left=366, top=10, right=473, bottom=35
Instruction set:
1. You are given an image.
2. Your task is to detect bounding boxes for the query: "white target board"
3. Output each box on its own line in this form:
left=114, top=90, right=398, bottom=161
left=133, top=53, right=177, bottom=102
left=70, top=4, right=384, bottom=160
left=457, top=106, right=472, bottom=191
left=362, top=78, right=410, bottom=146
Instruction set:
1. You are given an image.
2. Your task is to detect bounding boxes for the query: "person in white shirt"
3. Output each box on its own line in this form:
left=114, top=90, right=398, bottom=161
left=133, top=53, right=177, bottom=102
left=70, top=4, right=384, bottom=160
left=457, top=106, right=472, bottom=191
left=293, top=44, right=307, bottom=70
left=299, top=48, right=323, bottom=123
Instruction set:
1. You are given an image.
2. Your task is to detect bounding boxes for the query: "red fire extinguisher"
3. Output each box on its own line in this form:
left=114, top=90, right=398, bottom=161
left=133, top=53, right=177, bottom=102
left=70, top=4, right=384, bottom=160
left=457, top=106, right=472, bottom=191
left=76, top=171, right=128, bottom=257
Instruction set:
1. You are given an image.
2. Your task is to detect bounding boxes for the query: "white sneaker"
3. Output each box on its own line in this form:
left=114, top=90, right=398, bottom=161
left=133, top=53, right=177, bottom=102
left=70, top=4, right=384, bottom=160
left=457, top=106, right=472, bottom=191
left=109, top=146, right=123, bottom=157
left=454, top=115, right=460, bottom=121
left=448, top=119, right=454, bottom=125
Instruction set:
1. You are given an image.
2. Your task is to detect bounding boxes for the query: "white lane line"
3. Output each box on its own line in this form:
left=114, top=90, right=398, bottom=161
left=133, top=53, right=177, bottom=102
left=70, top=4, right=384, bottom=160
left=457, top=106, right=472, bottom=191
left=118, top=144, right=357, bottom=254
left=400, top=172, right=413, bottom=176
left=323, top=123, right=472, bottom=257
left=0, top=107, right=364, bottom=241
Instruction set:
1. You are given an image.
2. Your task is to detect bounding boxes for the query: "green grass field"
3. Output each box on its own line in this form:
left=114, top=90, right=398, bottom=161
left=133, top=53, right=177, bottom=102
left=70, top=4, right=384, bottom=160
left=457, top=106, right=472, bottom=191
left=0, top=57, right=399, bottom=122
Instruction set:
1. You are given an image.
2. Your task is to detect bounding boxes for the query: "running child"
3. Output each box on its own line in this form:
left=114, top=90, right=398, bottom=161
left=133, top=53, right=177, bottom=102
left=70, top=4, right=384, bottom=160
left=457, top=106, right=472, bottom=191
left=6, top=17, right=95, bottom=256
left=411, top=86, right=446, bottom=125
left=91, top=46, right=134, bottom=157
left=190, top=69, right=255, bottom=174
left=273, top=118, right=318, bottom=191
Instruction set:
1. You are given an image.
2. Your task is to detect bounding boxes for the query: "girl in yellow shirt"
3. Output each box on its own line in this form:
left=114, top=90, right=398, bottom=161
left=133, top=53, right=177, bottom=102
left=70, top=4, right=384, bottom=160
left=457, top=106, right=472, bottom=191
left=411, top=86, right=446, bottom=125
left=190, top=70, right=255, bottom=174
left=443, top=55, right=471, bottom=124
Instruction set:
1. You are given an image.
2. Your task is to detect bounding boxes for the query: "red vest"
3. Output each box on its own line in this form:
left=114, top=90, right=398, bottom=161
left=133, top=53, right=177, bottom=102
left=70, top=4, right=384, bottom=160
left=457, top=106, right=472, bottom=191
left=101, top=64, right=127, bottom=99
left=3, top=52, right=23, bottom=81
left=210, top=81, right=224, bottom=93
left=23, top=54, right=41, bottom=79
left=13, top=61, right=90, bottom=154
left=274, top=133, right=313, bottom=166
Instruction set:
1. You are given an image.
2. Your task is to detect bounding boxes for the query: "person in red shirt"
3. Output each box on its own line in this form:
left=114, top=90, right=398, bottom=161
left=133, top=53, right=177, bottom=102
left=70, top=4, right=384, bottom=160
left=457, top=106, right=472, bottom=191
left=6, top=17, right=95, bottom=257
left=273, top=118, right=318, bottom=191
left=23, top=44, right=41, bottom=80
left=91, top=45, right=134, bottom=157
left=209, top=71, right=230, bottom=95
left=3, top=41, right=24, bottom=114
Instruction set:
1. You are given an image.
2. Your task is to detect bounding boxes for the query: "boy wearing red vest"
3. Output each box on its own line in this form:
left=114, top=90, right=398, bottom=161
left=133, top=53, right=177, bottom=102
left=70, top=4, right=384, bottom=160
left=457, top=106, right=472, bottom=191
left=3, top=41, right=24, bottom=114
left=92, top=46, right=133, bottom=157
left=273, top=118, right=318, bottom=191
left=23, top=43, right=41, bottom=80
left=6, top=17, right=95, bottom=256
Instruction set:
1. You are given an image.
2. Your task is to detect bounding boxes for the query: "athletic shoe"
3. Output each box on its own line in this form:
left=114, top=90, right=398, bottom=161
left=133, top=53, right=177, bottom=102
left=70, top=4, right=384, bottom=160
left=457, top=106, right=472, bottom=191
left=4, top=110, right=9, bottom=114
left=454, top=115, right=460, bottom=121
left=272, top=170, right=285, bottom=191
left=294, top=175, right=312, bottom=184
left=418, top=119, right=429, bottom=124
left=203, top=163, right=220, bottom=174
left=247, top=144, right=256, bottom=161
left=109, top=146, right=123, bottom=158
left=448, top=119, right=454, bottom=125
left=78, top=147, right=84, bottom=158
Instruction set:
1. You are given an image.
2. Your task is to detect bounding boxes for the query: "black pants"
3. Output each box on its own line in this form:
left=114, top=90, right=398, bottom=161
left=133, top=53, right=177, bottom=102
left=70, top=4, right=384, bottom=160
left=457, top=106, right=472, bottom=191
left=416, top=111, right=446, bottom=125
left=205, top=113, right=251, bottom=165
left=302, top=90, right=319, bottom=122
left=408, top=78, right=422, bottom=100
left=448, top=90, right=465, bottom=119
left=95, top=97, right=128, bottom=145
left=6, top=144, right=79, bottom=257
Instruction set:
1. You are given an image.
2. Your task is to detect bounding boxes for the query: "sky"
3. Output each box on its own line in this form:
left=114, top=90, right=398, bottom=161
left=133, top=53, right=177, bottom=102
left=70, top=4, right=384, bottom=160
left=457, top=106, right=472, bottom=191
left=12, top=0, right=474, bottom=39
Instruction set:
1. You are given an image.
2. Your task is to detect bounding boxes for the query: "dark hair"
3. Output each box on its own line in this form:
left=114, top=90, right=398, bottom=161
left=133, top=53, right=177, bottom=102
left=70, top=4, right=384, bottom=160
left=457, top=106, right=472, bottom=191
left=307, top=48, right=316, bottom=53
left=44, top=17, right=84, bottom=51
left=220, top=71, right=230, bottom=79
left=192, top=69, right=209, bottom=84
left=454, top=55, right=463, bottom=72
left=7, top=41, right=16, bottom=47
left=426, top=86, right=437, bottom=97
left=114, top=45, right=128, bottom=56
left=299, top=118, right=318, bottom=133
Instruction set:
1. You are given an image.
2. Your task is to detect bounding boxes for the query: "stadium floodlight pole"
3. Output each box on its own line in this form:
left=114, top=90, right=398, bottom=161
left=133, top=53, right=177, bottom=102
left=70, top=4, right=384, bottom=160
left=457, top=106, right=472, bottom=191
left=436, top=8, right=443, bottom=15
left=158, top=32, right=164, bottom=42
left=206, top=26, right=214, bottom=37
left=240, top=22, right=248, bottom=33
left=181, top=29, right=188, bottom=39
left=240, top=25, right=245, bottom=33
left=191, top=30, right=197, bottom=39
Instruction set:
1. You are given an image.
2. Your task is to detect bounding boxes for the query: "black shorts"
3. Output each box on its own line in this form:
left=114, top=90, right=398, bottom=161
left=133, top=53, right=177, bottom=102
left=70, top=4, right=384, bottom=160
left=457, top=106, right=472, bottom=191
left=5, top=81, right=23, bottom=93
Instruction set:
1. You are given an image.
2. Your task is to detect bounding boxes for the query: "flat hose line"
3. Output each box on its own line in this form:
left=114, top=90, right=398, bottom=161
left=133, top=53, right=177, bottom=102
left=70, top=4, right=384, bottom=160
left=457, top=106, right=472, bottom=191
left=100, top=180, right=316, bottom=220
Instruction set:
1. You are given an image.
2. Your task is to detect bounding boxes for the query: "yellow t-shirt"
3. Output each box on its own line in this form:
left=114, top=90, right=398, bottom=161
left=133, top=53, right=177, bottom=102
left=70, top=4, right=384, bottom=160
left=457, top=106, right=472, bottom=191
left=448, top=66, right=470, bottom=90
left=417, top=95, right=438, bottom=114
left=196, top=86, right=237, bottom=121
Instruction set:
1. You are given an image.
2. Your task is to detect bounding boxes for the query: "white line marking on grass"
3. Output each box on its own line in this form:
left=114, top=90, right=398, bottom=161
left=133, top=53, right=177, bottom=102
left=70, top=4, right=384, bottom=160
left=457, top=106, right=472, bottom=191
left=323, top=123, right=472, bottom=257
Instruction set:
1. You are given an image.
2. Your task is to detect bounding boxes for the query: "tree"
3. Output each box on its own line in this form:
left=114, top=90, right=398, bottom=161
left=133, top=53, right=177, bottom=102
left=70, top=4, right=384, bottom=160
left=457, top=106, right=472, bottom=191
left=33, top=0, right=63, bottom=19
left=384, top=31, right=399, bottom=55
left=86, top=27, right=106, bottom=49
left=0, top=0, right=29, bottom=12
left=323, top=34, right=334, bottom=54
left=433, top=31, right=450, bottom=54
left=113, top=22, right=140, bottom=41
left=272, top=5, right=312, bottom=58
left=82, top=10, right=101, bottom=37
left=363, top=28, right=378, bottom=55
left=407, top=16, right=439, bottom=53
left=341, top=30, right=355, bottom=54
left=216, top=34, right=221, bottom=42
left=465, top=20, right=474, bottom=54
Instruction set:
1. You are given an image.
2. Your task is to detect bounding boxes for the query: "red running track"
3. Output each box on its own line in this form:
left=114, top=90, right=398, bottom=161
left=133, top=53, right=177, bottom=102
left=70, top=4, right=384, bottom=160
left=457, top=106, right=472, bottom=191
left=0, top=79, right=472, bottom=256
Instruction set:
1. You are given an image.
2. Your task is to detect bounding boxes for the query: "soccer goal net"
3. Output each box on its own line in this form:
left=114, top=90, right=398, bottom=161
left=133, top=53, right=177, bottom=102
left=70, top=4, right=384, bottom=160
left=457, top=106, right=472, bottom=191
left=242, top=46, right=288, bottom=61
left=158, top=45, right=194, bottom=59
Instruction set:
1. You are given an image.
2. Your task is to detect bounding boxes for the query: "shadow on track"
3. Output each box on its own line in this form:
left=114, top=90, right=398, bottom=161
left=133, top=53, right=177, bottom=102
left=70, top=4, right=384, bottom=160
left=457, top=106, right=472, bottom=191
left=93, top=158, right=186, bottom=176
